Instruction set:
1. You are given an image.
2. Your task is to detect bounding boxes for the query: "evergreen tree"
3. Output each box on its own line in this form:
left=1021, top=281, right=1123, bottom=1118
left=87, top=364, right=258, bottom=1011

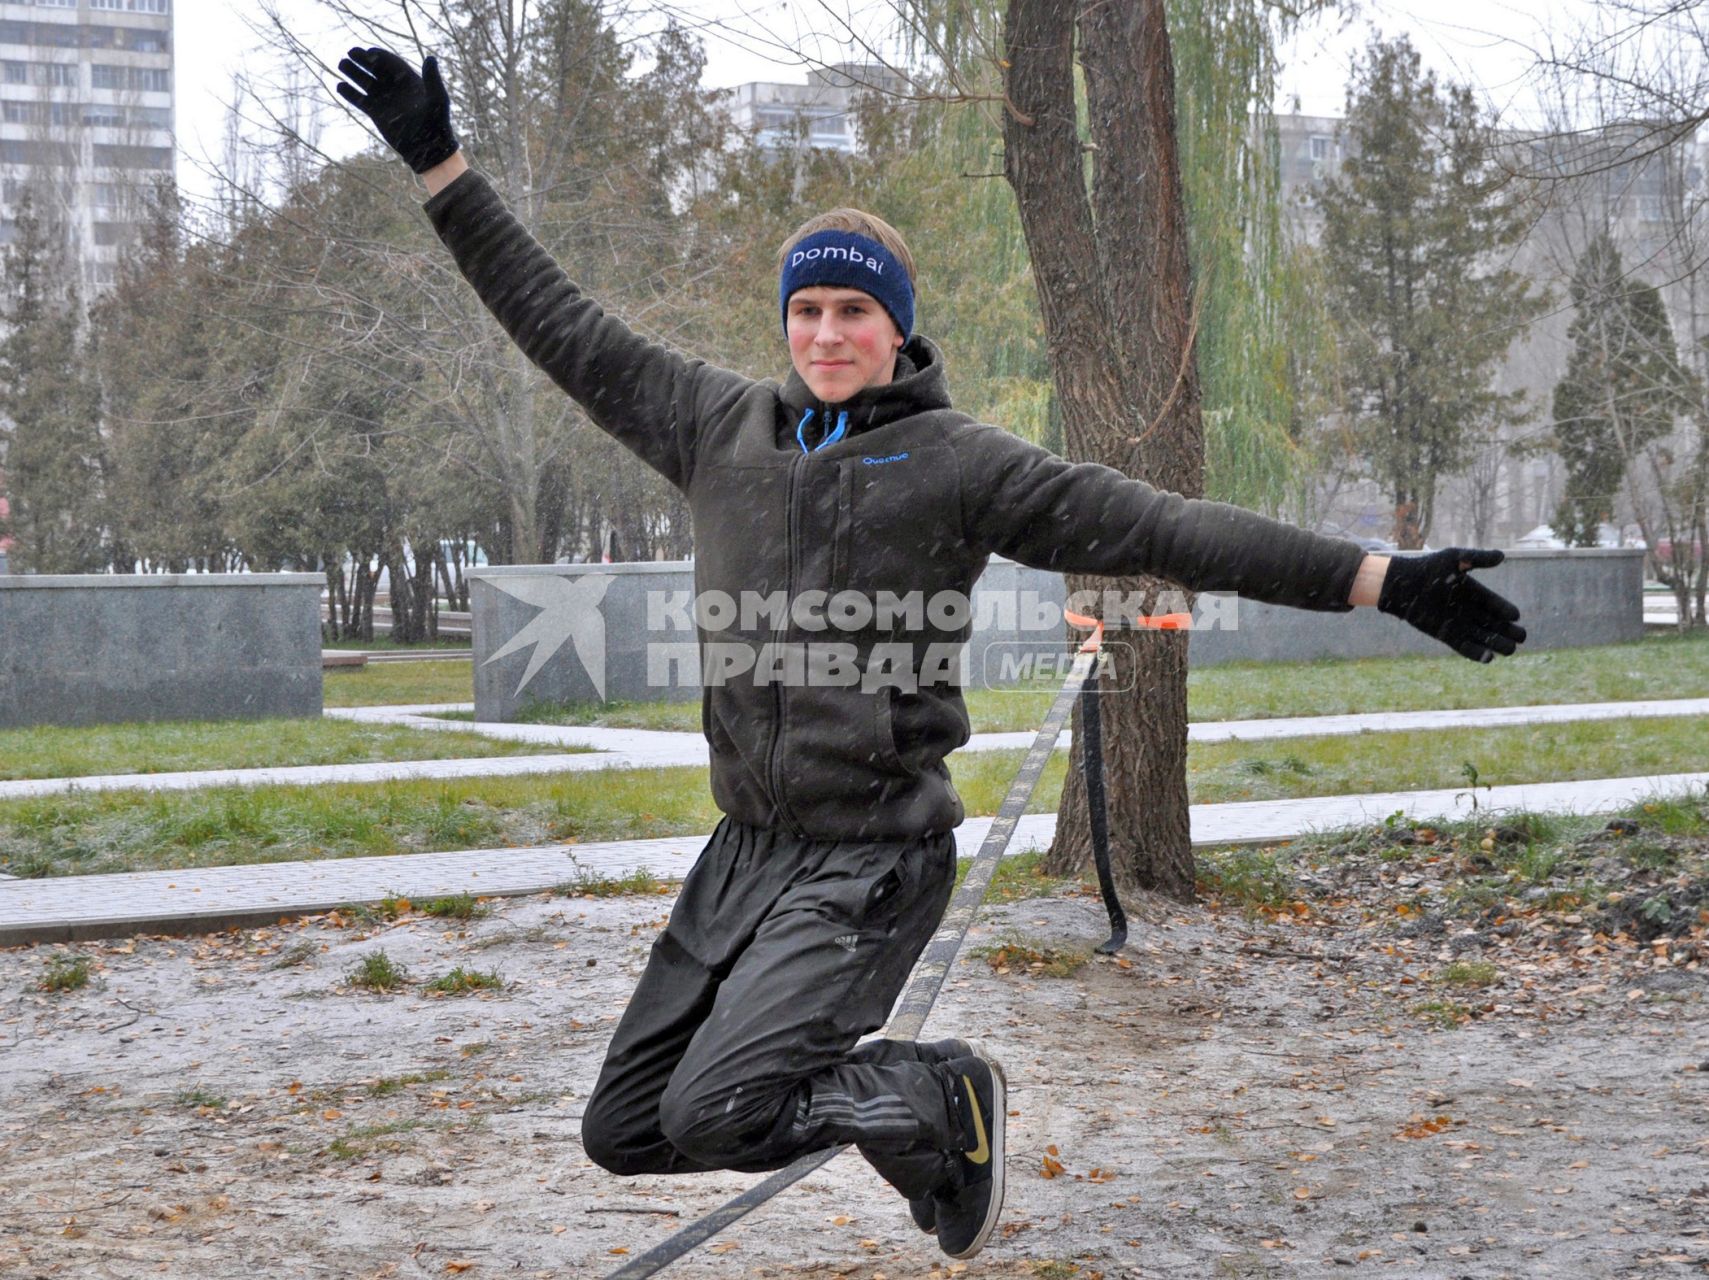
left=95, top=179, right=234, bottom=571
left=1318, top=35, right=1538, bottom=548
left=0, top=189, right=104, bottom=573
left=1551, top=232, right=1689, bottom=547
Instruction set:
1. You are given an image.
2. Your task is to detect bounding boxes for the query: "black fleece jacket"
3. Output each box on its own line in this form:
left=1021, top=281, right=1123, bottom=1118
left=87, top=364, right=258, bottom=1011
left=425, top=170, right=1366, bottom=839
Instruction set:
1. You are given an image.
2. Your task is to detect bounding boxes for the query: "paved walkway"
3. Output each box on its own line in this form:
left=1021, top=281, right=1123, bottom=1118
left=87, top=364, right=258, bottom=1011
left=5, top=769, right=1707, bottom=947
left=6, top=696, right=1707, bottom=802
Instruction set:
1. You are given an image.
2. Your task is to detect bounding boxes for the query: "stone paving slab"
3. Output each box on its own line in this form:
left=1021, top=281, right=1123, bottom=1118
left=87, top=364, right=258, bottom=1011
left=326, top=705, right=705, bottom=757
left=0, top=816, right=1055, bottom=947
left=5, top=770, right=1707, bottom=947
left=337, top=696, right=1709, bottom=753
left=9, top=696, right=1706, bottom=802
left=0, top=751, right=691, bottom=802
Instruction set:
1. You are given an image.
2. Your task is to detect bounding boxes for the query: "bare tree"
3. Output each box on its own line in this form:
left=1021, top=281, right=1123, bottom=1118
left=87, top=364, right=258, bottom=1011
left=1516, top=6, right=1709, bottom=625
left=222, top=0, right=718, bottom=566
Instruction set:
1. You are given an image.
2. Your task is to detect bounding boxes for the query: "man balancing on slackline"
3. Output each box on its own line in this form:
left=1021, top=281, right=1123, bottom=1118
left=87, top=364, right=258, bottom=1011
left=334, top=46, right=1526, bottom=1261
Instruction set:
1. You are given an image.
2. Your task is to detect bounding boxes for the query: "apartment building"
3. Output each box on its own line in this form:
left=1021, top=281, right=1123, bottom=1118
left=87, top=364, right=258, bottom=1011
left=726, top=62, right=910, bottom=156
left=1272, top=109, right=1703, bottom=547
left=0, top=0, right=173, bottom=292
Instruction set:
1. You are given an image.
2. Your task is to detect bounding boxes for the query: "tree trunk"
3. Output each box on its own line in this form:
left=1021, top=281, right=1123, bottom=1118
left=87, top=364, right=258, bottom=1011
left=324, top=564, right=342, bottom=643
left=1004, top=0, right=1203, bottom=901
left=386, top=540, right=418, bottom=643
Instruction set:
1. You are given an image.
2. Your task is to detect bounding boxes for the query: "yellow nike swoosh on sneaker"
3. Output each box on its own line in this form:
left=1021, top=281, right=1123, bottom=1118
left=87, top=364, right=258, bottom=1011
left=962, top=1074, right=990, bottom=1165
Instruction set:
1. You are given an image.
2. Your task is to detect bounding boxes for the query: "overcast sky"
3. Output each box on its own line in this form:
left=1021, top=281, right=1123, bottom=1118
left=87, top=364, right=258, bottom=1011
left=169, top=0, right=1608, bottom=206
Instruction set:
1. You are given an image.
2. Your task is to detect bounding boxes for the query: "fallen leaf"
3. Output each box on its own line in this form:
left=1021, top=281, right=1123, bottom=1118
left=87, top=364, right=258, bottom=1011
left=1395, top=1114, right=1454, bottom=1140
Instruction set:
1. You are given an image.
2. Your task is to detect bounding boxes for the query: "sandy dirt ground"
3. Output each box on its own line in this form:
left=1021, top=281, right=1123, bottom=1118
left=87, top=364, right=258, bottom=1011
left=2, top=862, right=1706, bottom=1280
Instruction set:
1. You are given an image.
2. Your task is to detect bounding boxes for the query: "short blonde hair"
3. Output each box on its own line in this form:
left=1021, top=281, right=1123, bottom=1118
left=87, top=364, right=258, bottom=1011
left=777, top=208, right=917, bottom=283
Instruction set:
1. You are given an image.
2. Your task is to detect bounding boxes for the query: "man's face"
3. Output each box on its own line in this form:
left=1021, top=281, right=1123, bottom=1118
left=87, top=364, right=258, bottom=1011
left=786, top=286, right=904, bottom=403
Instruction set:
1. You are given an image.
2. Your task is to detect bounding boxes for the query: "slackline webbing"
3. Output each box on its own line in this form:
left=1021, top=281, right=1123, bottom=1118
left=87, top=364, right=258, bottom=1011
left=604, top=636, right=1104, bottom=1280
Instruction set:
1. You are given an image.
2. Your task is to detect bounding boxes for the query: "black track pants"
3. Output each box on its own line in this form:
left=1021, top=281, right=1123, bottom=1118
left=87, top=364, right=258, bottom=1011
left=580, top=817, right=964, bottom=1199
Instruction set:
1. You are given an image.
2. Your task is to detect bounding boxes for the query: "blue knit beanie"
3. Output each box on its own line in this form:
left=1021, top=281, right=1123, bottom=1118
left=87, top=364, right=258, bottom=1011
left=779, top=229, right=914, bottom=340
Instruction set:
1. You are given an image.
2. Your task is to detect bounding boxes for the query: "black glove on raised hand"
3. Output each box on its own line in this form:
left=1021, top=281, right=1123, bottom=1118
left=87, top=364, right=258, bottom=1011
left=1377, top=547, right=1527, bottom=663
left=335, top=47, right=458, bottom=174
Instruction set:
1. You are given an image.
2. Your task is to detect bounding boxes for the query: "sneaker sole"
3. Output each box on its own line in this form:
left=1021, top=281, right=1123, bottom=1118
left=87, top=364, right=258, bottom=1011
left=943, top=1052, right=1006, bottom=1260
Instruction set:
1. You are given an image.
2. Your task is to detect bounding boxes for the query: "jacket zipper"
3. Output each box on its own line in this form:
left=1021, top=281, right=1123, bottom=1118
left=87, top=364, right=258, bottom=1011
left=766, top=442, right=812, bottom=836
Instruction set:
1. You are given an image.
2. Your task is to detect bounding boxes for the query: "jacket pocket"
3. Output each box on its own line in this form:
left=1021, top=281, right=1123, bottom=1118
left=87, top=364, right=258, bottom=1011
left=874, top=692, right=918, bottom=777
left=835, top=446, right=964, bottom=603
left=813, top=838, right=923, bottom=932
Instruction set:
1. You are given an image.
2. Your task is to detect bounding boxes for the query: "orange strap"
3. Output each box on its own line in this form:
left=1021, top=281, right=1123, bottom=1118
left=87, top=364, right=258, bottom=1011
left=1065, top=608, right=1192, bottom=651
left=1063, top=609, right=1105, bottom=653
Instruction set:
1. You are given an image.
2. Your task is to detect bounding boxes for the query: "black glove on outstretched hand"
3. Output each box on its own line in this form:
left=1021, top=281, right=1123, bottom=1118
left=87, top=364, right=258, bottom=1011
left=1377, top=547, right=1527, bottom=664
left=335, top=47, right=458, bottom=174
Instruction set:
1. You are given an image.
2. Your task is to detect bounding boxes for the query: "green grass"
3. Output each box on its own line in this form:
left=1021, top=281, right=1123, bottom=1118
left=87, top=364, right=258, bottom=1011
left=558, top=866, right=674, bottom=897
left=970, top=938, right=1092, bottom=978
left=7, top=712, right=1708, bottom=879
left=0, top=768, right=720, bottom=878
left=0, top=716, right=565, bottom=781
left=1196, top=845, right=1297, bottom=911
left=1300, top=788, right=1708, bottom=939
left=435, top=696, right=701, bottom=732
left=366, top=1070, right=451, bottom=1097
left=417, top=632, right=1709, bottom=731
left=270, top=941, right=318, bottom=969
left=1179, top=714, right=1709, bottom=805
left=1414, top=1000, right=1474, bottom=1030
left=38, top=953, right=92, bottom=992
left=1435, top=961, right=1498, bottom=989
left=322, top=659, right=476, bottom=708
left=424, top=967, right=504, bottom=996
left=326, top=1119, right=421, bottom=1160
left=175, top=1089, right=228, bottom=1109
left=422, top=893, right=489, bottom=920
left=948, top=710, right=1709, bottom=817
left=952, top=848, right=1069, bottom=903
left=323, top=636, right=471, bottom=651
left=1184, top=630, right=1709, bottom=721
left=335, top=892, right=416, bottom=925
left=346, top=950, right=408, bottom=993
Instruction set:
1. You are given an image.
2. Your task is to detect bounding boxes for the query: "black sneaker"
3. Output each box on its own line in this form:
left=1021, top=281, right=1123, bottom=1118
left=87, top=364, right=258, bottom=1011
left=906, top=1038, right=976, bottom=1235
left=932, top=1049, right=1007, bottom=1259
